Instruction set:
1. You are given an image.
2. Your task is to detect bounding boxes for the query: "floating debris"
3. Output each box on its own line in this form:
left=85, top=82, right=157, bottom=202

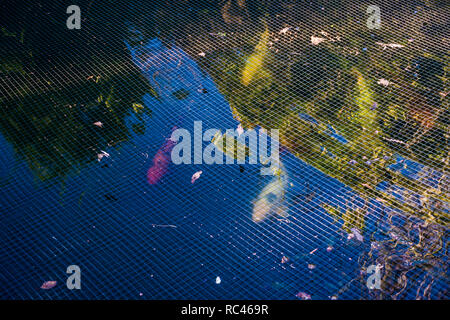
left=150, top=224, right=177, bottom=228
left=97, top=150, right=110, bottom=162
left=279, top=27, right=290, bottom=34
left=376, top=42, right=405, bottom=50
left=371, top=242, right=382, bottom=250
left=215, top=276, right=221, bottom=284
left=311, top=36, right=326, bottom=45
left=209, top=32, right=226, bottom=38
left=296, top=292, right=311, bottom=300
left=131, top=103, right=146, bottom=114
left=309, top=248, right=318, bottom=255
left=236, top=124, right=244, bottom=136
left=93, top=121, right=103, bottom=127
left=281, top=256, right=289, bottom=264
left=348, top=228, right=364, bottom=242
left=377, top=78, right=390, bottom=86
left=40, top=281, right=57, bottom=290
left=308, top=264, right=316, bottom=270
left=191, top=170, right=203, bottom=184
left=198, top=52, right=206, bottom=57
left=382, top=137, right=406, bottom=145
left=326, top=246, right=333, bottom=252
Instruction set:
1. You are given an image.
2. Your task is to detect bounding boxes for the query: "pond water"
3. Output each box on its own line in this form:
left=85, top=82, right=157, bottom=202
left=0, top=1, right=448, bottom=300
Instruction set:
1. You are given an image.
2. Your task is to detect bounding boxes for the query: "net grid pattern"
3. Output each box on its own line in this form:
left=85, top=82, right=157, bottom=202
left=0, top=0, right=448, bottom=300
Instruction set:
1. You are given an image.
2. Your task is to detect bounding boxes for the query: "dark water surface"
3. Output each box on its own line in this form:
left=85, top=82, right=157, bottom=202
left=0, top=1, right=448, bottom=300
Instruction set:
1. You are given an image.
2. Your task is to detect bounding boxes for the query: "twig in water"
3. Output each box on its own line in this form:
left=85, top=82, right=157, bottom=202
left=150, top=224, right=177, bottom=228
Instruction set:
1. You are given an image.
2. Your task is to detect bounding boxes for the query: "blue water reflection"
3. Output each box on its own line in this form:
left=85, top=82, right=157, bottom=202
left=0, top=35, right=447, bottom=300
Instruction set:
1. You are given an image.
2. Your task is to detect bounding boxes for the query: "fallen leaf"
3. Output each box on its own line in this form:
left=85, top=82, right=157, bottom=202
left=296, top=292, right=311, bottom=300
left=349, top=228, right=364, bottom=242
left=311, top=36, right=325, bottom=45
left=377, top=79, right=390, bottom=86
left=191, top=170, right=203, bottom=184
left=40, top=281, right=57, bottom=290
left=97, top=150, right=110, bottom=162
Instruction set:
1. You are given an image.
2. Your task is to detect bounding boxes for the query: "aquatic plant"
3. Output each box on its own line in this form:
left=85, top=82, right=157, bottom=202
left=201, top=20, right=448, bottom=228
left=355, top=213, right=448, bottom=300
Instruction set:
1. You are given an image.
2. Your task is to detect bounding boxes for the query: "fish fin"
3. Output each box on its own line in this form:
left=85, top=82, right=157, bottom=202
left=275, top=205, right=289, bottom=218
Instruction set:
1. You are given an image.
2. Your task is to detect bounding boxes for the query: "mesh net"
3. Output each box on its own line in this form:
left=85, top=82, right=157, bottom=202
left=0, top=0, right=448, bottom=300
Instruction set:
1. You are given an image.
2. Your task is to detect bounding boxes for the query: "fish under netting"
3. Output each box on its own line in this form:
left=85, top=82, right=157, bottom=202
left=0, top=0, right=448, bottom=300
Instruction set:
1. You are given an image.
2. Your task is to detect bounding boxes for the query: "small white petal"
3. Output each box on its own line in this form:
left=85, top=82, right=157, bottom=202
left=311, top=36, right=325, bottom=45
left=377, top=78, right=390, bottom=86
left=236, top=124, right=244, bottom=136
left=191, top=170, right=203, bottom=184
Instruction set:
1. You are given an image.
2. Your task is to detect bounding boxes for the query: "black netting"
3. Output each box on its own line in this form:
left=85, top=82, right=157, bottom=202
left=0, top=0, right=448, bottom=300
